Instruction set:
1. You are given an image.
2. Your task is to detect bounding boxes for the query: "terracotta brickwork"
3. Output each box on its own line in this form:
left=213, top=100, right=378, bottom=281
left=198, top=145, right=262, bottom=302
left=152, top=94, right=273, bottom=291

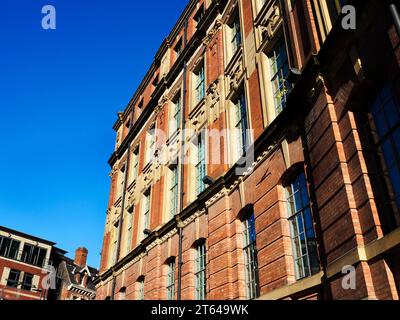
left=96, top=0, right=400, bottom=300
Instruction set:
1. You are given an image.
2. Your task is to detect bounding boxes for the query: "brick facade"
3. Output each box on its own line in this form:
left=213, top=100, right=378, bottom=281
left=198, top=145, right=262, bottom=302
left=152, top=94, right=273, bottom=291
left=95, top=0, right=400, bottom=300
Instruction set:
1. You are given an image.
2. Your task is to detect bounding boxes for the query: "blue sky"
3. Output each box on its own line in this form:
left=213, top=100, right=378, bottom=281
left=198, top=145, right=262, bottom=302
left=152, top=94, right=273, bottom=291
left=0, top=0, right=187, bottom=268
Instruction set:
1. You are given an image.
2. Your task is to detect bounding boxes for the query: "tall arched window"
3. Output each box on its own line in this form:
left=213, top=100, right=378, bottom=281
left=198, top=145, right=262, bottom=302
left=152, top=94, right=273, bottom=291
left=285, top=170, right=320, bottom=280
left=118, top=287, right=126, bottom=300
left=370, top=85, right=400, bottom=216
left=194, top=240, right=206, bottom=300
left=137, top=276, right=145, bottom=300
left=166, top=258, right=176, bottom=300
left=240, top=208, right=259, bottom=300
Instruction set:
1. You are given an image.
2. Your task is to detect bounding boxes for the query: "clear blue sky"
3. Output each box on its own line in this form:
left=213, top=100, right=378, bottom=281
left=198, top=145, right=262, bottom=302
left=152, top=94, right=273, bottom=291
left=0, top=0, right=187, bottom=268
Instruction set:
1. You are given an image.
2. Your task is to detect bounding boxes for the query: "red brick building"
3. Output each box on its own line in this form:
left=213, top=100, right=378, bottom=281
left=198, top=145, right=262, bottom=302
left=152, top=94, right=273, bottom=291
left=54, top=247, right=98, bottom=300
left=95, top=0, right=400, bottom=300
left=0, top=226, right=62, bottom=300
left=0, top=226, right=98, bottom=300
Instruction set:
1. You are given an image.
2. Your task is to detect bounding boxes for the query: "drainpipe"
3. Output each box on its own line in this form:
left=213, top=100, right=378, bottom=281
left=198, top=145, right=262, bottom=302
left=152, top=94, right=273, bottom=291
left=390, top=2, right=400, bottom=37
left=177, top=15, right=189, bottom=302
left=111, top=142, right=132, bottom=300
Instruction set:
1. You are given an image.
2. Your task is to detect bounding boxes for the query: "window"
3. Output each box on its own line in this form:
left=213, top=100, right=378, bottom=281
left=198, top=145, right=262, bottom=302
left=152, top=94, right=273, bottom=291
left=195, top=134, right=206, bottom=196
left=285, top=171, right=320, bottom=280
left=234, top=91, right=249, bottom=156
left=131, top=146, right=139, bottom=183
left=194, top=242, right=206, bottom=300
left=169, top=165, right=179, bottom=220
left=166, top=259, right=175, bottom=300
left=171, top=95, right=181, bottom=135
left=111, top=223, right=119, bottom=265
left=143, top=189, right=151, bottom=232
left=146, top=127, right=156, bottom=165
left=119, top=287, right=127, bottom=300
left=126, top=206, right=134, bottom=255
left=138, top=278, right=145, bottom=300
left=21, top=244, right=47, bottom=267
left=0, top=237, right=20, bottom=260
left=7, top=269, right=20, bottom=288
left=138, top=99, right=144, bottom=109
left=370, top=85, right=400, bottom=212
left=229, top=13, right=242, bottom=55
left=174, top=39, right=183, bottom=57
left=152, top=75, right=159, bottom=87
left=124, top=119, right=130, bottom=130
left=193, top=62, right=205, bottom=105
left=194, top=5, right=205, bottom=24
left=242, top=213, right=259, bottom=300
left=21, top=273, right=34, bottom=291
left=118, top=166, right=126, bottom=199
left=268, top=38, right=290, bottom=115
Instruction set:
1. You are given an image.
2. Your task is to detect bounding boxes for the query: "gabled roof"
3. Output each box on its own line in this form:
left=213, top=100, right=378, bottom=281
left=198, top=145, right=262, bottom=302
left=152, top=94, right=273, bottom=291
left=60, top=257, right=99, bottom=292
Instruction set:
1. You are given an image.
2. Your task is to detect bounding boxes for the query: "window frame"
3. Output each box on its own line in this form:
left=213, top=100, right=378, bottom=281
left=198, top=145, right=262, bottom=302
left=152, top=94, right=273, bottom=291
left=166, top=259, right=176, bottom=300
left=195, top=134, right=206, bottom=196
left=267, top=37, right=291, bottom=115
left=170, top=94, right=182, bottom=137
left=285, top=170, right=320, bottom=280
left=229, top=12, right=242, bottom=56
left=169, top=164, right=179, bottom=220
left=21, top=244, right=47, bottom=267
left=241, top=212, right=260, bottom=300
left=21, top=272, right=34, bottom=291
left=193, top=61, right=205, bottom=106
left=234, top=90, right=250, bottom=157
left=142, top=188, right=152, bottom=232
left=0, top=236, right=20, bottom=260
left=7, top=269, right=21, bottom=288
left=138, top=278, right=145, bottom=300
left=368, top=85, right=400, bottom=226
left=194, top=242, right=206, bottom=300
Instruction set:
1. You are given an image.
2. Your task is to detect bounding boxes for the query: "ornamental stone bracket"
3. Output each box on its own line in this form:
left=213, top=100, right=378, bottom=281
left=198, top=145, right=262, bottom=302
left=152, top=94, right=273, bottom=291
left=189, top=99, right=207, bottom=132
left=155, top=94, right=169, bottom=116
left=256, top=2, right=283, bottom=46
left=206, top=79, right=221, bottom=123
left=202, top=19, right=222, bottom=46
left=142, top=162, right=154, bottom=191
left=109, top=164, right=118, bottom=177
left=126, top=190, right=136, bottom=209
left=227, top=56, right=245, bottom=97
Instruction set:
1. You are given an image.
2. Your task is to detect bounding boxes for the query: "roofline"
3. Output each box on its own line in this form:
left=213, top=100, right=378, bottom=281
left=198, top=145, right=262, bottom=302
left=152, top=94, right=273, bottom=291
left=0, top=225, right=56, bottom=246
left=111, top=0, right=200, bottom=131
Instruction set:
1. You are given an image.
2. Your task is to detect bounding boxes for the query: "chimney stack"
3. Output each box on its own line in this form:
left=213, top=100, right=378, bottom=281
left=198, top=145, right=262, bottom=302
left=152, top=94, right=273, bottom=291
left=74, top=247, right=88, bottom=267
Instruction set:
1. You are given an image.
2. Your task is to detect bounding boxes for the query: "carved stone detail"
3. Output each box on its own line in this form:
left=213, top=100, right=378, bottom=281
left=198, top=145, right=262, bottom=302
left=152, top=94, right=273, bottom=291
left=259, top=4, right=282, bottom=40
left=228, top=60, right=244, bottom=92
left=206, top=79, right=221, bottom=122
left=202, top=19, right=222, bottom=45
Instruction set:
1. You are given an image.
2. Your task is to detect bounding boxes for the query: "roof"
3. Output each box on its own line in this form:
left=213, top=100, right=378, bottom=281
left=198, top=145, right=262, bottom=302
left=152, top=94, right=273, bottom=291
left=0, top=225, right=56, bottom=246
left=61, top=257, right=99, bottom=292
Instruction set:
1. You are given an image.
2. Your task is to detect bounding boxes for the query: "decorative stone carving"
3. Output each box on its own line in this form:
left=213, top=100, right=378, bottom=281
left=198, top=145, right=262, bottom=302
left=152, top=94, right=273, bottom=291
left=202, top=19, right=222, bottom=45
left=228, top=60, right=244, bottom=92
left=207, top=79, right=220, bottom=122
left=155, top=95, right=169, bottom=115
left=109, top=165, right=118, bottom=177
left=127, top=191, right=136, bottom=208
left=260, top=4, right=282, bottom=40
